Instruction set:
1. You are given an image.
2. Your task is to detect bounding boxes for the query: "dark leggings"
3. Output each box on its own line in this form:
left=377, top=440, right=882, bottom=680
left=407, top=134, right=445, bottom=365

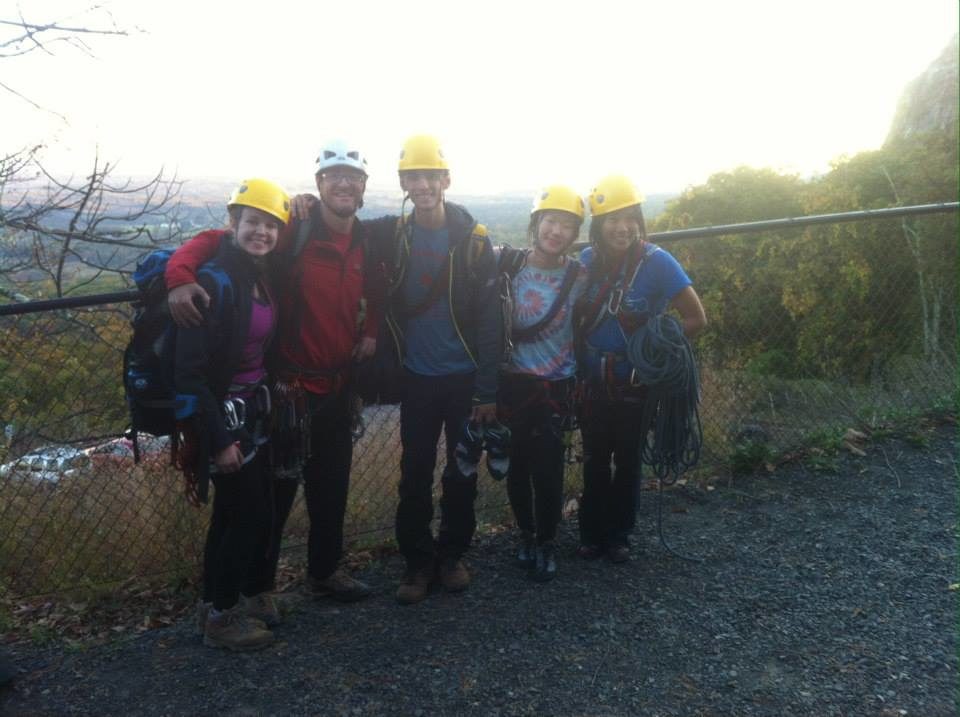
left=202, top=451, right=273, bottom=610
left=578, top=398, right=646, bottom=549
left=500, top=375, right=571, bottom=544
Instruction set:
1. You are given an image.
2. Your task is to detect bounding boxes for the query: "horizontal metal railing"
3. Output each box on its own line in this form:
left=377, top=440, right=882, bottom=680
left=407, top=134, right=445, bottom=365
left=2, top=202, right=956, bottom=317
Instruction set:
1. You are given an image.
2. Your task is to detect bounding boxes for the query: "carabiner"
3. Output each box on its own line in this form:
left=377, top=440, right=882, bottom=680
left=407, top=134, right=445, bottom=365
left=223, top=398, right=246, bottom=431
left=607, top=287, right=624, bottom=315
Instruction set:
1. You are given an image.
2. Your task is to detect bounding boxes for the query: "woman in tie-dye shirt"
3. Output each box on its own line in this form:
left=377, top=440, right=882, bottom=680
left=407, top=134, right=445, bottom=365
left=497, top=185, right=587, bottom=582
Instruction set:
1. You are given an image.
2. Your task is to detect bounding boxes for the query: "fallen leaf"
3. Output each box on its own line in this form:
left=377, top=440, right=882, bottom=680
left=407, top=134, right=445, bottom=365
left=845, top=428, right=868, bottom=442
left=844, top=441, right=867, bottom=457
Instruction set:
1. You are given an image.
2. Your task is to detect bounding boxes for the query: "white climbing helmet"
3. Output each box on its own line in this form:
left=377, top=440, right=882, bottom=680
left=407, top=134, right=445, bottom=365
left=314, top=139, right=368, bottom=176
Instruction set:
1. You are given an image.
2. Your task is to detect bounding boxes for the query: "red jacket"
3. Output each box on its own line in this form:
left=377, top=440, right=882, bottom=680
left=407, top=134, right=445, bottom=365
left=165, top=216, right=382, bottom=395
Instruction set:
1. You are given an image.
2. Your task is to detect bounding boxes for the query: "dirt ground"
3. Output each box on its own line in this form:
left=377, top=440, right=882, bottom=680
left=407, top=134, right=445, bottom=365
left=1, top=422, right=956, bottom=716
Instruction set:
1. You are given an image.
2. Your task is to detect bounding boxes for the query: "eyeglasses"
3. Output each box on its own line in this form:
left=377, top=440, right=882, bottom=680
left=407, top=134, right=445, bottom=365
left=400, top=170, right=446, bottom=183
left=321, top=170, right=365, bottom=186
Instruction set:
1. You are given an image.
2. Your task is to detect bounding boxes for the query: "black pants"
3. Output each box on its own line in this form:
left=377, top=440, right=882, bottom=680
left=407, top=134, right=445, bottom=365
left=260, top=390, right=353, bottom=587
left=203, top=451, right=273, bottom=610
left=578, top=397, right=646, bottom=549
left=396, top=369, right=476, bottom=570
left=500, top=374, right=572, bottom=544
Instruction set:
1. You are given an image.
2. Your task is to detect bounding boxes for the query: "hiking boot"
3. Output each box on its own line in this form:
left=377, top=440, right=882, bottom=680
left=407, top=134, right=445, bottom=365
left=438, top=557, right=471, bottom=593
left=516, top=530, right=536, bottom=568
left=241, top=592, right=281, bottom=627
left=531, top=542, right=557, bottom=583
left=195, top=599, right=212, bottom=636
left=304, top=568, right=372, bottom=603
left=607, top=544, right=630, bottom=563
left=577, top=543, right=603, bottom=560
left=396, top=566, right=434, bottom=605
left=203, top=606, right=274, bottom=652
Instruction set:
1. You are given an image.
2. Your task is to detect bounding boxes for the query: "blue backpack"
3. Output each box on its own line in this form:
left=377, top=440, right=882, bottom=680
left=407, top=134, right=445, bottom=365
left=123, top=249, right=232, bottom=461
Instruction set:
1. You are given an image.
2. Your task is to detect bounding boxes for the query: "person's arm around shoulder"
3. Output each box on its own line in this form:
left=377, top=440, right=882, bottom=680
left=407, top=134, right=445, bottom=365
left=165, top=230, right=224, bottom=327
left=353, top=216, right=400, bottom=361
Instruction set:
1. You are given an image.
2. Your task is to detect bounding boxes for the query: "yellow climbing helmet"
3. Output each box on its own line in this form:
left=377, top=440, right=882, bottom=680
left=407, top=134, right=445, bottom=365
left=228, top=178, right=291, bottom=225
left=588, top=174, right=645, bottom=217
left=398, top=134, right=449, bottom=171
left=532, top=184, right=585, bottom=220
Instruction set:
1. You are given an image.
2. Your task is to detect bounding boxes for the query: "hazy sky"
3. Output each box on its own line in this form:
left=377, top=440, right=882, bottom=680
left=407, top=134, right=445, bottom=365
left=5, top=0, right=958, bottom=197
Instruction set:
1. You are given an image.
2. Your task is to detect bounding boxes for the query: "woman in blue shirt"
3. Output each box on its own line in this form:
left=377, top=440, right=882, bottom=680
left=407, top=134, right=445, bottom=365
left=575, top=175, right=706, bottom=563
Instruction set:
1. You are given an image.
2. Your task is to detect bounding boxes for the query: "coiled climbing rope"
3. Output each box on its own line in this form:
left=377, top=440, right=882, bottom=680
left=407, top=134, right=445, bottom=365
left=626, top=313, right=704, bottom=561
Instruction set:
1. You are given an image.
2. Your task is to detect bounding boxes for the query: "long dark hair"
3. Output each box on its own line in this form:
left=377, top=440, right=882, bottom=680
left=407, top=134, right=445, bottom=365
left=588, top=205, right=647, bottom=279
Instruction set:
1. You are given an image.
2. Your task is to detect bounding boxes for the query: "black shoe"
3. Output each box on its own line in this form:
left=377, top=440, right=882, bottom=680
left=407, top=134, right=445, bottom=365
left=531, top=542, right=557, bottom=582
left=607, top=544, right=630, bottom=563
left=516, top=531, right=536, bottom=568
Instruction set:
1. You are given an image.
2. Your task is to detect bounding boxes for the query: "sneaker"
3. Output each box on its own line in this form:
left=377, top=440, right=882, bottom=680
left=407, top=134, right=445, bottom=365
left=577, top=543, right=603, bottom=560
left=531, top=542, right=557, bottom=582
left=454, top=420, right=484, bottom=479
left=195, top=599, right=212, bottom=636
left=607, top=544, right=630, bottom=563
left=203, top=606, right=274, bottom=652
left=304, top=568, right=372, bottom=603
left=396, top=566, right=434, bottom=605
left=438, top=557, right=471, bottom=593
left=483, top=420, right=511, bottom=481
left=241, top=592, right=281, bottom=627
left=516, top=531, right=536, bottom=568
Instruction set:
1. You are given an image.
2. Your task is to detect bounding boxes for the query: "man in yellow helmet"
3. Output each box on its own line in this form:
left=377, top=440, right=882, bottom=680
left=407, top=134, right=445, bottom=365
left=366, top=134, right=502, bottom=605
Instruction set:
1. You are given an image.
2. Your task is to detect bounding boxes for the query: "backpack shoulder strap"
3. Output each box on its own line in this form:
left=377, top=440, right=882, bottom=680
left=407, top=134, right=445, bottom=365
left=292, top=216, right=312, bottom=259
left=466, top=223, right=488, bottom=275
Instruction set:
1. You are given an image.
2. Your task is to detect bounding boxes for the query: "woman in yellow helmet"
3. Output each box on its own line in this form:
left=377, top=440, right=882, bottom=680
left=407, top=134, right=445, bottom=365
left=496, top=185, right=587, bottom=582
left=173, top=177, right=290, bottom=650
left=574, top=175, right=706, bottom=563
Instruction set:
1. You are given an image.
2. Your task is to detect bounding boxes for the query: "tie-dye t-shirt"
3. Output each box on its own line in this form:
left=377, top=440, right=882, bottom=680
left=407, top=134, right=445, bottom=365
left=505, top=258, right=586, bottom=380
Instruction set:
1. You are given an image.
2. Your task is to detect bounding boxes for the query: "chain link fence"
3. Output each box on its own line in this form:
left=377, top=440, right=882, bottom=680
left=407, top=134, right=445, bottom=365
left=1, top=207, right=955, bottom=598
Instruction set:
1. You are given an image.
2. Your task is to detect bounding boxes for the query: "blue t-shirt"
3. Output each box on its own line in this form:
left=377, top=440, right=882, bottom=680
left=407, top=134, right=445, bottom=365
left=580, top=243, right=691, bottom=383
left=506, top=259, right=586, bottom=380
left=402, top=225, right=476, bottom=376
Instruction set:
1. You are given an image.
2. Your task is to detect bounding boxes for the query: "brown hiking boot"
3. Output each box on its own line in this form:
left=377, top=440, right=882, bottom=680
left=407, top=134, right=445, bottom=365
left=438, top=558, right=471, bottom=593
left=241, top=592, right=281, bottom=627
left=304, top=568, right=372, bottom=603
left=396, top=566, right=434, bottom=605
left=203, top=606, right=274, bottom=652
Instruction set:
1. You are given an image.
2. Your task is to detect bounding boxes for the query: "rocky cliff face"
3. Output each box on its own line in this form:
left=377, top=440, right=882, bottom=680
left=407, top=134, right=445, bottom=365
left=885, top=33, right=958, bottom=144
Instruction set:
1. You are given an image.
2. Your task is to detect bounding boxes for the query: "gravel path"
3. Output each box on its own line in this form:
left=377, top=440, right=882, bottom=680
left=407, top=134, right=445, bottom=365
left=2, top=423, right=956, bottom=716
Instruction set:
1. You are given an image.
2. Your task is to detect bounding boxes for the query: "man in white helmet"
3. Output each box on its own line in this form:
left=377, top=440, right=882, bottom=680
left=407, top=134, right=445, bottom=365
left=164, top=140, right=380, bottom=609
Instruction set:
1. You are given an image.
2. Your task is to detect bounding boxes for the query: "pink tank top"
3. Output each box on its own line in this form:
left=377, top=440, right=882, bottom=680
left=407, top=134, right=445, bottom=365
left=229, top=294, right=275, bottom=394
